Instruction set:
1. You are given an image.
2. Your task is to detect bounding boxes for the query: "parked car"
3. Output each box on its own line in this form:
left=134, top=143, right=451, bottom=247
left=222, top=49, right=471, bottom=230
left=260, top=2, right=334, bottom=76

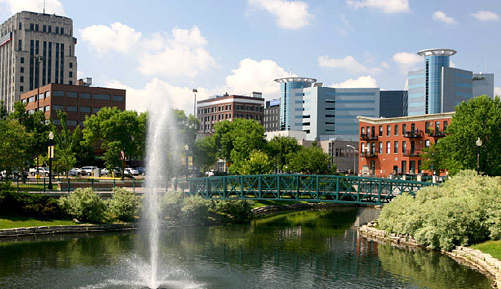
left=69, top=168, right=82, bottom=176
left=124, top=167, right=139, bottom=176
left=80, top=166, right=98, bottom=176
left=136, top=167, right=145, bottom=175
left=29, top=167, right=49, bottom=176
left=100, top=168, right=109, bottom=175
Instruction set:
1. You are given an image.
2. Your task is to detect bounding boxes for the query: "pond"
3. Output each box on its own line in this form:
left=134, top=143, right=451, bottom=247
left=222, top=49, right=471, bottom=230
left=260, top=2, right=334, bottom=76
left=0, top=207, right=492, bottom=289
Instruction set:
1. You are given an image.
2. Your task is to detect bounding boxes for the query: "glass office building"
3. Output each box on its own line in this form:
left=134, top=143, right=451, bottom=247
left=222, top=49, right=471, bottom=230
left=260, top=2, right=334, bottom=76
left=275, top=77, right=316, bottom=131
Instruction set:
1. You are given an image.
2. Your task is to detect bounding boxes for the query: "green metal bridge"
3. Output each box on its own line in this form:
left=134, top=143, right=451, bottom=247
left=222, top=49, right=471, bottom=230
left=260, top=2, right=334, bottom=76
left=187, top=174, right=435, bottom=205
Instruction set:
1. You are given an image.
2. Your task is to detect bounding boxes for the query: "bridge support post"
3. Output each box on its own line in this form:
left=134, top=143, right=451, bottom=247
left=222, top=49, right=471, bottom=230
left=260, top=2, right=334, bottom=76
left=239, top=176, right=243, bottom=199
left=315, top=175, right=319, bottom=200
left=276, top=175, right=280, bottom=199
left=258, top=175, right=262, bottom=198
left=335, top=177, right=340, bottom=200
left=377, top=179, right=382, bottom=204
left=223, top=177, right=227, bottom=200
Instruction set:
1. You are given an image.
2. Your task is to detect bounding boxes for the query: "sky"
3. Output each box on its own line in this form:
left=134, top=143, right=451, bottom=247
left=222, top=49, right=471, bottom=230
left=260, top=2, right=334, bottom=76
left=1, top=0, right=501, bottom=113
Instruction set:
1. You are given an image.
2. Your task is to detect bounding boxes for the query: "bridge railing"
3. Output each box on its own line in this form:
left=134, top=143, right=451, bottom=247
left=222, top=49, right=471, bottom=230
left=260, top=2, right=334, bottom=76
left=187, top=174, right=435, bottom=205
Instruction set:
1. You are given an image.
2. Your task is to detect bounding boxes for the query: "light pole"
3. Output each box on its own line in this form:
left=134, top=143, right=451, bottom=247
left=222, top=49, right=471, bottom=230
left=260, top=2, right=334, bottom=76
left=48, top=131, right=54, bottom=190
left=346, top=144, right=357, bottom=175
left=476, top=137, right=482, bottom=173
left=192, top=89, right=198, bottom=117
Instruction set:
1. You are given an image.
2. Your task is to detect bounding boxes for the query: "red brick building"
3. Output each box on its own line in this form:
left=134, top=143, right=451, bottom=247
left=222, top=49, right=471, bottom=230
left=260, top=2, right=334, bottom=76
left=197, top=93, right=264, bottom=134
left=20, top=83, right=126, bottom=128
left=357, top=112, right=454, bottom=177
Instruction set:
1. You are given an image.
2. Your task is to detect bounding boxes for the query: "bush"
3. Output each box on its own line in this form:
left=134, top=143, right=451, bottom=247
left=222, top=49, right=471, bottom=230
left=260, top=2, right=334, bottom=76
left=181, top=196, right=211, bottom=224
left=0, top=189, right=67, bottom=219
left=210, top=200, right=253, bottom=223
left=58, top=188, right=107, bottom=223
left=378, top=170, right=501, bottom=250
left=107, top=188, right=140, bottom=222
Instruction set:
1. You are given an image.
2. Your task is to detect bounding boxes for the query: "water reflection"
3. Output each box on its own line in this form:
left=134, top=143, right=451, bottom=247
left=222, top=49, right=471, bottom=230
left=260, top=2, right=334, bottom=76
left=0, top=207, right=491, bottom=289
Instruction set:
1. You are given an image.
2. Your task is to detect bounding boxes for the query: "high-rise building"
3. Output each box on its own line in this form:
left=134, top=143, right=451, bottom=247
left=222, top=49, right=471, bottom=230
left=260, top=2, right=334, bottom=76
left=274, top=77, right=317, bottom=131
left=264, top=99, right=280, bottom=132
left=380, top=90, right=408, bottom=117
left=0, top=11, right=77, bottom=112
left=407, top=48, right=494, bottom=116
left=472, top=73, right=494, bottom=98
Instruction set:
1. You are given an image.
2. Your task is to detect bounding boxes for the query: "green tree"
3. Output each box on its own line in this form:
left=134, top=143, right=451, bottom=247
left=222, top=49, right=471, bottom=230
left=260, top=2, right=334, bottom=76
left=236, top=150, right=273, bottom=175
left=174, top=109, right=199, bottom=149
left=422, top=96, right=501, bottom=176
left=266, top=136, right=301, bottom=172
left=193, top=136, right=217, bottom=172
left=288, top=146, right=334, bottom=174
left=212, top=119, right=266, bottom=171
left=0, top=118, right=32, bottom=176
left=52, top=112, right=76, bottom=177
left=71, top=125, right=96, bottom=167
left=0, top=101, right=7, bottom=120
left=83, top=107, right=146, bottom=178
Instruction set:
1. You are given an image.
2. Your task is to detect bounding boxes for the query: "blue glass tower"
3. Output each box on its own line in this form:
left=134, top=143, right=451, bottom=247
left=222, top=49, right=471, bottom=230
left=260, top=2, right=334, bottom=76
left=275, top=77, right=316, bottom=131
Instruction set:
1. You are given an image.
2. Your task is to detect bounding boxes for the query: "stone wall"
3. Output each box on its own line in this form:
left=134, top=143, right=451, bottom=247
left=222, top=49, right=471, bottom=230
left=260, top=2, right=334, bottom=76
left=359, top=223, right=501, bottom=288
left=0, top=224, right=136, bottom=239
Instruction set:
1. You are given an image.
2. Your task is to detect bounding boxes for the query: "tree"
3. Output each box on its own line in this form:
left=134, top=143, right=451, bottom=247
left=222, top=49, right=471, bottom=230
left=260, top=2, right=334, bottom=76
left=236, top=150, right=273, bottom=175
left=71, top=125, right=96, bottom=167
left=0, top=119, right=32, bottom=176
left=422, top=96, right=501, bottom=176
left=212, top=119, right=266, bottom=170
left=288, top=146, right=334, bottom=175
left=83, top=107, right=146, bottom=178
left=52, top=112, right=76, bottom=177
left=266, top=136, right=301, bottom=173
left=174, top=109, right=199, bottom=150
left=193, top=136, right=217, bottom=172
left=0, top=101, right=7, bottom=120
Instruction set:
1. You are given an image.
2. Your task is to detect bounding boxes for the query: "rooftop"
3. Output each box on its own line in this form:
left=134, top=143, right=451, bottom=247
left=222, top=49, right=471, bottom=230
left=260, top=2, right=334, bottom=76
left=274, top=77, right=317, bottom=84
left=417, top=48, right=457, bottom=57
left=357, top=112, right=455, bottom=124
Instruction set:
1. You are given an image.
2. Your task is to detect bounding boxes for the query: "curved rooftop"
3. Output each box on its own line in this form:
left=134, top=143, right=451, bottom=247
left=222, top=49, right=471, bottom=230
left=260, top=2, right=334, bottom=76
left=274, top=77, right=317, bottom=84
left=417, top=48, right=457, bottom=57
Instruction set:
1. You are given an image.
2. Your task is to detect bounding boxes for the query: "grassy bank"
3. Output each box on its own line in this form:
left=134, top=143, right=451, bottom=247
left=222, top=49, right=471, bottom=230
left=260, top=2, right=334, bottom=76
left=472, top=240, right=501, bottom=260
left=0, top=216, right=76, bottom=230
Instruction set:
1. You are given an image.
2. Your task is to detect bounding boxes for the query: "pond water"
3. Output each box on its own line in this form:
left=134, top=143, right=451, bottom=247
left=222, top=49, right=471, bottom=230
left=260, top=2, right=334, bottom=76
left=0, top=207, right=492, bottom=289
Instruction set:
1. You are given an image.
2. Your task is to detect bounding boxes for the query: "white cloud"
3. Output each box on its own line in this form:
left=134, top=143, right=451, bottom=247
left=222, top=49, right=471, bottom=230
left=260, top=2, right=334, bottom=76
left=346, top=0, right=409, bottom=13
left=107, top=78, right=212, bottom=114
left=248, top=0, right=312, bottom=29
left=472, top=10, right=499, bottom=22
left=80, top=22, right=142, bottom=54
left=495, top=87, right=501, bottom=96
left=225, top=58, right=290, bottom=98
left=318, top=55, right=382, bottom=74
left=0, top=0, right=64, bottom=15
left=331, top=76, right=378, bottom=88
left=138, top=26, right=216, bottom=78
left=432, top=11, right=457, bottom=25
left=392, top=52, right=422, bottom=72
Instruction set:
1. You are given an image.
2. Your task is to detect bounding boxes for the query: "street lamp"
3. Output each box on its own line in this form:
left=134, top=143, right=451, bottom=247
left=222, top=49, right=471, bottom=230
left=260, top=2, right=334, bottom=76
left=346, top=144, right=357, bottom=175
left=192, top=89, right=198, bottom=117
left=48, top=131, right=54, bottom=190
left=476, top=137, right=482, bottom=173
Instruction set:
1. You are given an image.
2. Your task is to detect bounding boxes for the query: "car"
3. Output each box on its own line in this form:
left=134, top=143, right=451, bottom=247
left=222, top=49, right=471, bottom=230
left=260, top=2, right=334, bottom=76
left=124, top=167, right=139, bottom=176
left=136, top=167, right=145, bottom=175
left=69, top=168, right=82, bottom=176
left=101, top=168, right=109, bottom=175
left=80, top=166, right=98, bottom=176
left=29, top=167, right=49, bottom=176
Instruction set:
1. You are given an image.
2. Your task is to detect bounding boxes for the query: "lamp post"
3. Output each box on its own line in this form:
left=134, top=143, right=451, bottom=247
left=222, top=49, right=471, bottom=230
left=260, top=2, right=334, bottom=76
left=476, top=137, right=482, bottom=173
left=48, top=131, right=54, bottom=190
left=346, top=144, right=357, bottom=176
left=192, top=89, right=198, bottom=117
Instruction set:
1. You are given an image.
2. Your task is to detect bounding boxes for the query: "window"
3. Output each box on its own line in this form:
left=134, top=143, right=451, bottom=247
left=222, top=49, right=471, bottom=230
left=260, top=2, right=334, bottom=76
left=18, top=22, right=22, bottom=30
left=361, top=127, right=365, bottom=135
left=48, top=25, right=51, bottom=33
left=379, top=126, right=383, bottom=136
left=93, top=94, right=110, bottom=100
left=20, top=76, right=24, bottom=83
left=402, top=124, right=406, bottom=134
left=20, top=86, right=23, bottom=92
left=425, top=140, right=430, bottom=148
left=435, top=121, right=440, bottom=131
left=112, top=95, right=124, bottom=102
left=20, top=67, right=24, bottom=73
left=361, top=143, right=365, bottom=153
left=393, top=141, right=398, bottom=153
left=18, top=39, right=21, bottom=50
left=80, top=93, right=90, bottom=99
left=20, top=57, right=24, bottom=64
left=386, top=125, right=391, bottom=136
left=425, top=121, right=430, bottom=133
left=66, top=106, right=77, bottom=112
left=379, top=142, right=383, bottom=154
left=386, top=142, right=391, bottom=154
left=394, top=124, right=399, bottom=136
left=53, top=105, right=64, bottom=111
left=30, top=23, right=34, bottom=30
left=35, top=24, right=39, bottom=31
left=46, top=91, right=51, bottom=98
left=69, top=62, right=73, bottom=68
left=67, top=92, right=77, bottom=98
left=52, top=91, right=65, bottom=96
left=56, top=27, right=59, bottom=34
left=44, top=106, right=50, bottom=112
left=42, top=25, right=46, bottom=32
left=443, top=121, right=448, bottom=131
left=402, top=141, right=406, bottom=153
left=28, top=96, right=36, bottom=103
left=79, top=106, right=91, bottom=113
left=61, top=27, right=64, bottom=35
left=69, top=71, right=73, bottom=78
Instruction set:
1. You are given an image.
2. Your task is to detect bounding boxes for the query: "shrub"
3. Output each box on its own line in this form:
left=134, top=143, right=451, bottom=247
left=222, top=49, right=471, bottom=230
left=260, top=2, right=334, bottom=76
left=181, top=196, right=210, bottom=224
left=58, top=188, right=106, bottom=223
left=107, top=188, right=139, bottom=222
left=378, top=170, right=501, bottom=251
left=210, top=200, right=253, bottom=223
left=0, top=189, right=67, bottom=219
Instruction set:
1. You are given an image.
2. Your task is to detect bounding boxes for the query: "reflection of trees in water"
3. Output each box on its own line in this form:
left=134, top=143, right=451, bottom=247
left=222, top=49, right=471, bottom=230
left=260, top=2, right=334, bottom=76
left=377, top=244, right=492, bottom=289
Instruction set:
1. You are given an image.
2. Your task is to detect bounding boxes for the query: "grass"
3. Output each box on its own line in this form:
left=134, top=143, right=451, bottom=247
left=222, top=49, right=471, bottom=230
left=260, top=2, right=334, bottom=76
left=251, top=199, right=305, bottom=208
left=471, top=240, right=501, bottom=260
left=0, top=216, right=76, bottom=230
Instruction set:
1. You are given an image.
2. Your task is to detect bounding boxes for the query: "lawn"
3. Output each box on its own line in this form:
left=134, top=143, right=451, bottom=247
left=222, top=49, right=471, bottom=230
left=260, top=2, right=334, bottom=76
left=472, top=240, right=501, bottom=260
left=0, top=216, right=76, bottom=230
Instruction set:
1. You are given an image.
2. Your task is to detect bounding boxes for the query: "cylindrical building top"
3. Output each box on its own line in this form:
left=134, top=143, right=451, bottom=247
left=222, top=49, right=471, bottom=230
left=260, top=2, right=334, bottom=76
left=417, top=48, right=457, bottom=57
left=274, top=77, right=317, bottom=84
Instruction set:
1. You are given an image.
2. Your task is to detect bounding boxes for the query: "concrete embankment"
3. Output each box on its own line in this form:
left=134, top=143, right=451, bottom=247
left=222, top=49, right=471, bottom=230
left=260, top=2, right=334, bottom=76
left=0, top=223, right=136, bottom=239
left=359, top=223, right=501, bottom=288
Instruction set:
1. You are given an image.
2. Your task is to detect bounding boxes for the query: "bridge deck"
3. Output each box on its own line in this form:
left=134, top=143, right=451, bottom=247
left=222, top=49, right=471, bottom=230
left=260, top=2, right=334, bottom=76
left=188, top=174, right=434, bottom=205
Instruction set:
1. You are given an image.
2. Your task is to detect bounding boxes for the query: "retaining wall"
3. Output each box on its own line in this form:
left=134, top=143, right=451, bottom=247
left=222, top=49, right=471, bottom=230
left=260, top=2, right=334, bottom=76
left=0, top=223, right=136, bottom=239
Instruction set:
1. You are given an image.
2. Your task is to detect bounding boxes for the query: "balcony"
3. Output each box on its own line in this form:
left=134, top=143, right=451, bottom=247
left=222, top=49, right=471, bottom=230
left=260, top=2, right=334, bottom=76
left=427, top=130, right=445, bottom=137
left=403, top=130, right=423, bottom=138
left=361, top=151, right=378, bottom=158
left=403, top=150, right=421, bottom=157
left=360, top=133, right=378, bottom=141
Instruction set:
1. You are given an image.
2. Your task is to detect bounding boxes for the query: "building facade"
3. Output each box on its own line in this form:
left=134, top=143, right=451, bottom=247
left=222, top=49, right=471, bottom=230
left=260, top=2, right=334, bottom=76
left=274, top=77, right=316, bottom=131
left=472, top=73, right=494, bottom=98
left=197, top=93, right=264, bottom=134
left=20, top=83, right=125, bottom=127
left=0, top=11, right=77, bottom=112
left=379, top=90, right=408, bottom=117
left=264, top=98, right=280, bottom=132
left=357, top=112, right=453, bottom=177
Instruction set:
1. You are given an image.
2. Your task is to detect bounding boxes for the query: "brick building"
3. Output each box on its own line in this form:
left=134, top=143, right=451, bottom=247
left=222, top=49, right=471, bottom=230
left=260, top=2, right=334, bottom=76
left=197, top=93, right=264, bottom=134
left=20, top=82, right=125, bottom=127
left=357, top=112, right=453, bottom=177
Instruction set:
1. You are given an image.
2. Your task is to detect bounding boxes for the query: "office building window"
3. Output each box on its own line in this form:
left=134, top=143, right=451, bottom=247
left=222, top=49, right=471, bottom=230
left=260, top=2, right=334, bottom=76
left=66, top=106, right=77, bottom=112
left=443, top=121, right=448, bottom=131
left=379, top=142, right=383, bottom=154
left=56, top=27, right=59, bottom=34
left=112, top=95, right=124, bottom=102
left=42, top=25, right=46, bottom=32
left=35, top=24, right=39, bottom=31
left=80, top=106, right=91, bottom=113
left=18, top=22, right=22, bottom=30
left=61, top=27, right=64, bottom=34
left=20, top=76, right=24, bottom=83
left=52, top=91, right=65, bottom=96
left=67, top=92, right=77, bottom=98
left=20, top=86, right=24, bottom=92
left=18, top=39, right=21, bottom=50
left=93, top=94, right=110, bottom=100
left=20, top=57, right=24, bottom=63
left=30, top=23, right=34, bottom=30
left=48, top=25, right=51, bottom=33
left=20, top=67, right=24, bottom=73
left=402, top=124, right=406, bottom=135
left=69, top=62, right=73, bottom=68
left=80, top=93, right=90, bottom=99
left=394, top=141, right=398, bottom=153
left=386, top=142, right=391, bottom=154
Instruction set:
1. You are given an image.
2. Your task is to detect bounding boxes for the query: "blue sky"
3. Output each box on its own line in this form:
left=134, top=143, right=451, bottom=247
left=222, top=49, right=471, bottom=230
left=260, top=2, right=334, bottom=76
left=1, top=0, right=500, bottom=113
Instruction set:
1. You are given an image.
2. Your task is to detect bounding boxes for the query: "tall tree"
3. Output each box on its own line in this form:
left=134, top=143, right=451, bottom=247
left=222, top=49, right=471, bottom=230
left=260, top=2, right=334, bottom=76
left=52, top=112, right=76, bottom=177
left=71, top=125, right=96, bottom=167
left=236, top=150, right=273, bottom=175
left=288, top=146, right=334, bottom=175
left=266, top=136, right=301, bottom=173
left=0, top=119, right=32, bottom=176
left=193, top=136, right=217, bottom=172
left=83, top=107, right=146, bottom=178
left=422, top=96, right=501, bottom=176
